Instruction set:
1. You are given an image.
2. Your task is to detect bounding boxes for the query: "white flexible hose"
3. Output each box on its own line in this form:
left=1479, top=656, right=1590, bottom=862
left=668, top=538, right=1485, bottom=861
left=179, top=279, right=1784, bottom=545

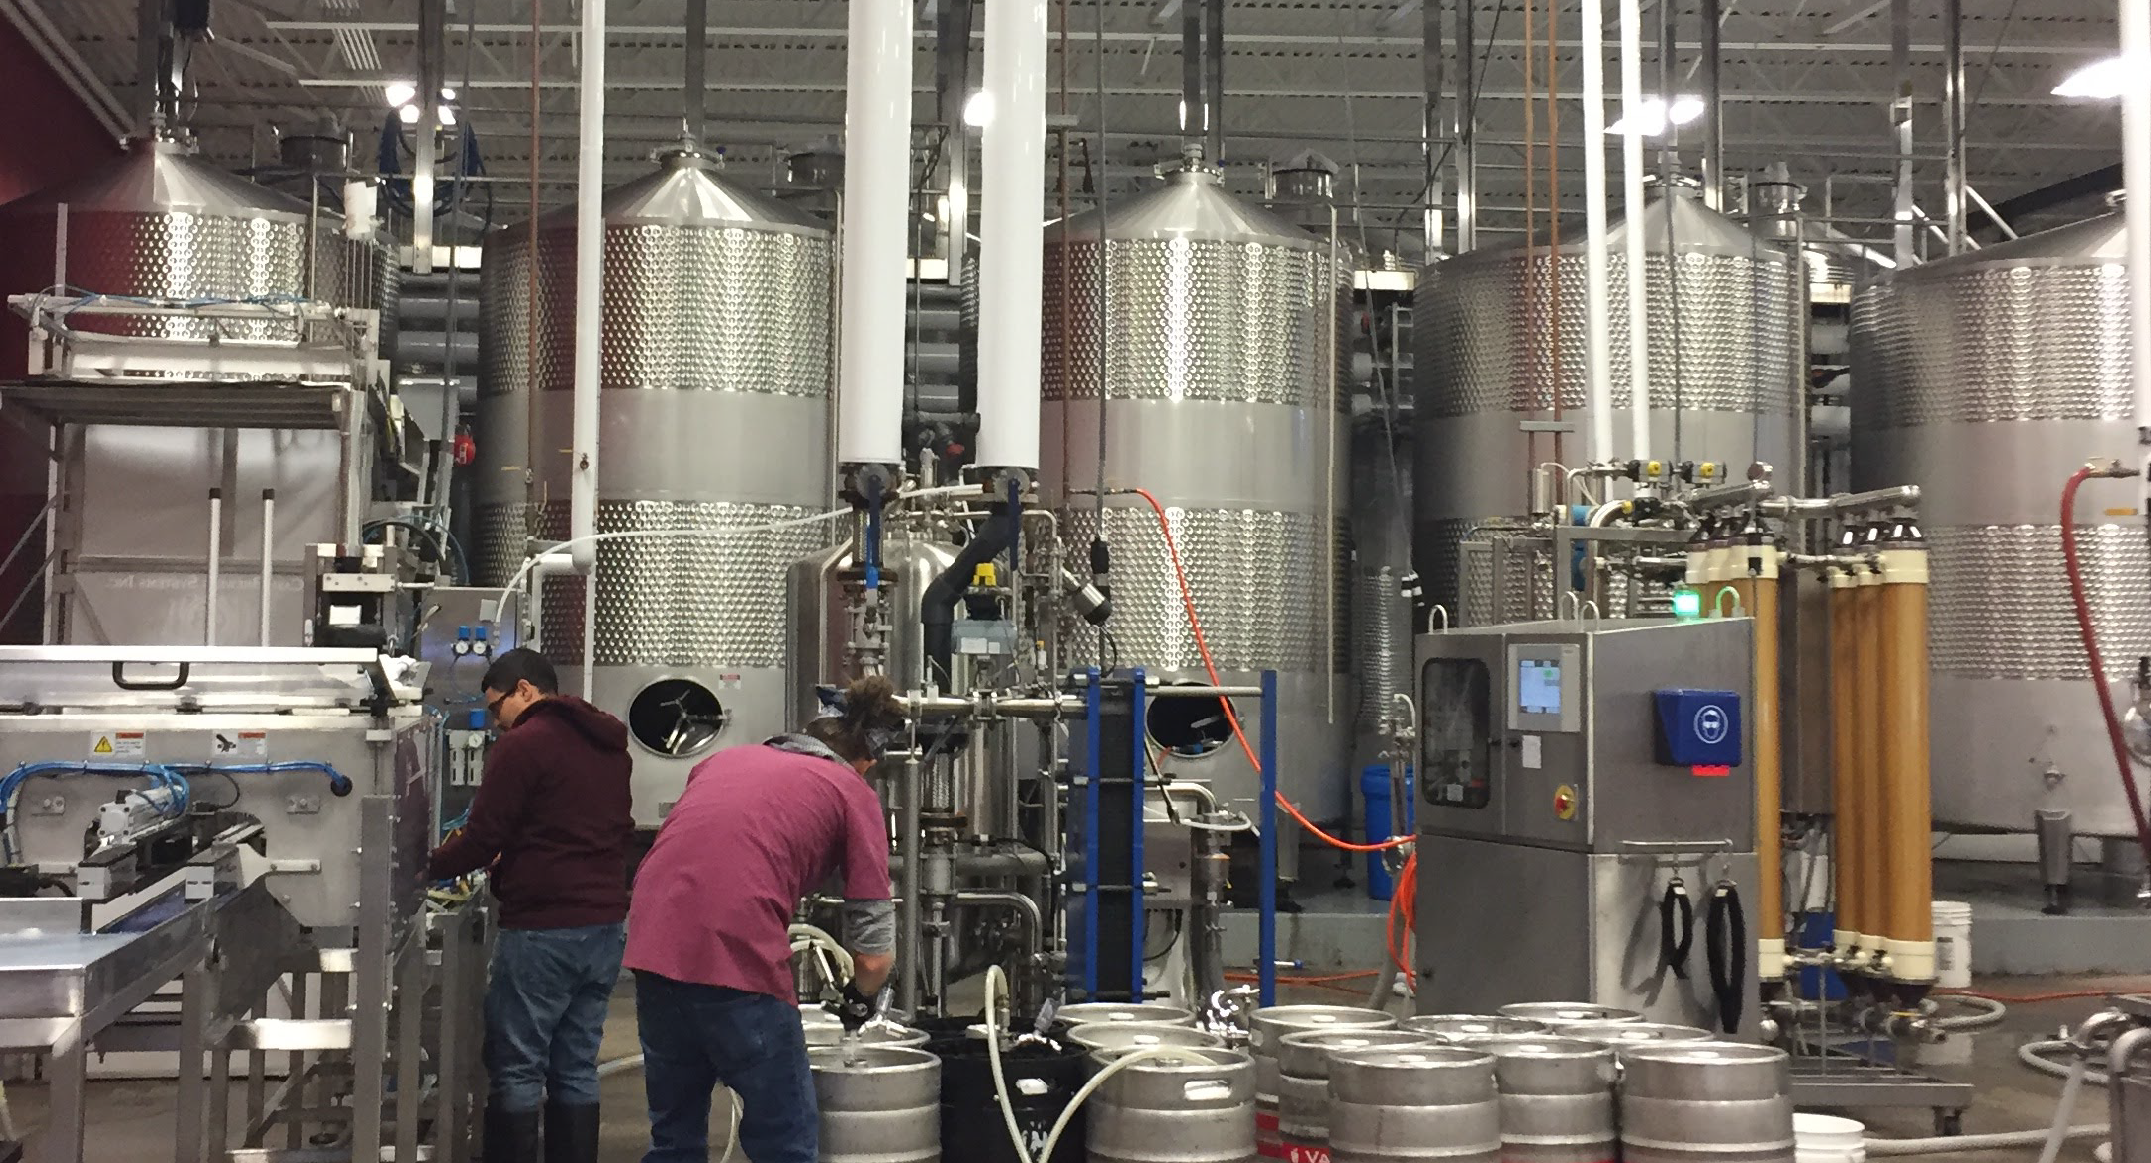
left=1929, top=994, right=2007, bottom=1031
left=1864, top=1124, right=2107, bottom=1157
left=1036, top=1045, right=1205, bottom=1163
left=2022, top=1039, right=2113, bottom=1086
left=982, top=965, right=1194, bottom=1163
left=2038, top=1055, right=2091, bottom=1163
left=789, top=923, right=856, bottom=984
left=984, top=965, right=1034, bottom=1163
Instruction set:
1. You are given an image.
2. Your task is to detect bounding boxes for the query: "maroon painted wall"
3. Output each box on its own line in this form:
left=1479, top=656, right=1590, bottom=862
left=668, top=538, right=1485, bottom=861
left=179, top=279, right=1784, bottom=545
left=0, top=18, right=121, bottom=641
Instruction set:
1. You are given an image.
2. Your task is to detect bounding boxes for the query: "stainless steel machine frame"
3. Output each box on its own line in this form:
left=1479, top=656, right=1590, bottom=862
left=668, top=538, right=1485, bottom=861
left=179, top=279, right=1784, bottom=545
left=0, top=646, right=488, bottom=1161
left=1413, top=618, right=1762, bottom=1033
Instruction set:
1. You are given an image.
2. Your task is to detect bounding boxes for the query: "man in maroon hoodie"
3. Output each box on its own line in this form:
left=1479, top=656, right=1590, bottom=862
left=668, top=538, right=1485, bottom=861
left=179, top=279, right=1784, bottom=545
left=429, top=648, right=633, bottom=1163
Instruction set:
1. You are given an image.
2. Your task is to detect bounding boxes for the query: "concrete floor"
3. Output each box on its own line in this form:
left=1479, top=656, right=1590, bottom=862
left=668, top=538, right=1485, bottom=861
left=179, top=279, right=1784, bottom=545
left=3, top=973, right=2140, bottom=1160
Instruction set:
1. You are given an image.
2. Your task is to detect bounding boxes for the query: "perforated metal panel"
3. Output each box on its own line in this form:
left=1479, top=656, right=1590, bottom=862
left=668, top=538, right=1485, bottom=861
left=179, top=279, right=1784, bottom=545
left=486, top=224, right=832, bottom=400
left=1927, top=525, right=2151, bottom=681
left=1854, top=268, right=2135, bottom=427
left=532, top=500, right=833, bottom=668
left=1059, top=506, right=1346, bottom=675
left=1416, top=250, right=1800, bottom=418
left=1042, top=238, right=1342, bottom=407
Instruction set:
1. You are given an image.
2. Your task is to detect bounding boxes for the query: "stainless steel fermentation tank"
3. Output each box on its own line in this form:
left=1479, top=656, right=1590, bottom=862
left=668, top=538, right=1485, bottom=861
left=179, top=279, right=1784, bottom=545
left=1414, top=184, right=1802, bottom=617
left=1852, top=206, right=2149, bottom=837
left=477, top=146, right=834, bottom=824
left=0, top=136, right=392, bottom=645
left=1041, top=162, right=1351, bottom=825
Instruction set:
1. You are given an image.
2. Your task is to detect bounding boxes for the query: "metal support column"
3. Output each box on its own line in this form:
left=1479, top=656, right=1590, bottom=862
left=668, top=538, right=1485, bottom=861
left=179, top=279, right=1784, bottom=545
left=1422, top=0, right=1446, bottom=253
left=935, top=0, right=974, bottom=274
left=1204, top=0, right=1225, bottom=167
left=1258, top=669, right=1279, bottom=1007
left=1455, top=0, right=1478, bottom=251
left=1701, top=0, right=1724, bottom=210
left=412, top=0, right=445, bottom=273
left=1944, top=0, right=1967, bottom=254
left=684, top=0, right=708, bottom=144
left=1890, top=0, right=1916, bottom=264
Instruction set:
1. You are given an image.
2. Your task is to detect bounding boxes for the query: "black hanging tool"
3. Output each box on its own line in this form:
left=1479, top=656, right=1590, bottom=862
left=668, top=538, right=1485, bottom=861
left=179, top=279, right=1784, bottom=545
left=1659, top=877, right=1695, bottom=980
left=1704, top=880, right=1748, bottom=1035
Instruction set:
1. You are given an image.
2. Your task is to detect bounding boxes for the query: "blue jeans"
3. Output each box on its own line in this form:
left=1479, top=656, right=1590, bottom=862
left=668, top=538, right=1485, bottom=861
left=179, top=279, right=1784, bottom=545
left=634, top=971, right=816, bottom=1163
left=484, top=922, right=626, bottom=1112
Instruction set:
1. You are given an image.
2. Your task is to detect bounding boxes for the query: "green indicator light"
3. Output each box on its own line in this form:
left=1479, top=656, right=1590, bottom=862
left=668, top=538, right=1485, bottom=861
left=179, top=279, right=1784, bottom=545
left=1672, top=588, right=1703, bottom=620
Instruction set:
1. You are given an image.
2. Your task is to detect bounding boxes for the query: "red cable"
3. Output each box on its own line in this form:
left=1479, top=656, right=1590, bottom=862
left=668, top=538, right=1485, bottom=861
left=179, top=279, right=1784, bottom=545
left=1127, top=488, right=1411, bottom=854
left=2059, top=468, right=2151, bottom=865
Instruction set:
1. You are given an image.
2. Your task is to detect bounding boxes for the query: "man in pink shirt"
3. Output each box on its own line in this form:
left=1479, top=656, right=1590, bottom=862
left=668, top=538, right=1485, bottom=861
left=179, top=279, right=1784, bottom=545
left=623, top=676, right=901, bottom=1163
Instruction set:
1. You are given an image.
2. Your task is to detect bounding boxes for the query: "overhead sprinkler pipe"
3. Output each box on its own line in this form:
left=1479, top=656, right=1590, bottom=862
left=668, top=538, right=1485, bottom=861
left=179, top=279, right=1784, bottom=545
left=838, top=0, right=914, bottom=471
left=568, top=0, right=606, bottom=572
left=976, top=0, right=1047, bottom=474
left=1617, top=0, right=1652, bottom=467
left=1580, top=0, right=1614, bottom=465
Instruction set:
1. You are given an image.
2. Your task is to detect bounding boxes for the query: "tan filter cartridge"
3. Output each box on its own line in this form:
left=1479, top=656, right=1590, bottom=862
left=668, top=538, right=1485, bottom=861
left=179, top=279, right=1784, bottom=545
left=1851, top=563, right=1885, bottom=970
left=1827, top=566, right=1864, bottom=958
left=1879, top=528, right=1935, bottom=986
left=1749, top=558, right=1785, bottom=982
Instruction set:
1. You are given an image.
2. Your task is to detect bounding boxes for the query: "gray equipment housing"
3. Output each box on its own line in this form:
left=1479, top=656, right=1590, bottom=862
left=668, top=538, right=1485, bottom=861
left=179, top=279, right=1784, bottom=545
left=1413, top=619, right=1760, bottom=1033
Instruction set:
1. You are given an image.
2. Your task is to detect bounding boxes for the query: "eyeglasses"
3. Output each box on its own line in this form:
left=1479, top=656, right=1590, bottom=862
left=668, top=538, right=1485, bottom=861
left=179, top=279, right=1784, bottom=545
left=484, top=691, right=508, bottom=721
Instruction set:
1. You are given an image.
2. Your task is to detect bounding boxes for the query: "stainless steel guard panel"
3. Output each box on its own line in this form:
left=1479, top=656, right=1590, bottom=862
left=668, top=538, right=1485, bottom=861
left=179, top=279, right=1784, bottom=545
left=487, top=224, right=832, bottom=400
left=1057, top=505, right=1346, bottom=673
left=1416, top=250, right=1800, bottom=418
left=1042, top=238, right=1341, bottom=406
left=535, top=500, right=834, bottom=668
left=1927, top=525, right=2151, bottom=680
left=1853, top=267, right=2135, bottom=427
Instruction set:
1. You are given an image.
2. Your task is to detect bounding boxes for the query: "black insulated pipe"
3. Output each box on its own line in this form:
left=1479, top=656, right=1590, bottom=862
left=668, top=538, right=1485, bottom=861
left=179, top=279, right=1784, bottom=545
left=923, top=499, right=1021, bottom=689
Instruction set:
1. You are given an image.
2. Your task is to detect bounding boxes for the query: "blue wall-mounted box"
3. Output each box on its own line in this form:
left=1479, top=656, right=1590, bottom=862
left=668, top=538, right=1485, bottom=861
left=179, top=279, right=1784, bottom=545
left=1653, top=688, right=1743, bottom=770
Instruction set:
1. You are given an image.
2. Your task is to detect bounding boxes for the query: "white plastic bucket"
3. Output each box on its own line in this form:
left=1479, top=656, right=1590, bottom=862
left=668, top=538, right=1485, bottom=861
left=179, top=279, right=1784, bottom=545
left=1932, top=900, right=1973, bottom=989
left=1793, top=1112, right=1867, bottom=1163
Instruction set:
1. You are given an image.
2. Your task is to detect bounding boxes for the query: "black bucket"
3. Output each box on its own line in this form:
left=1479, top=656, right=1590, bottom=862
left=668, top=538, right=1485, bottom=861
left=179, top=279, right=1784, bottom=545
left=927, top=1021, right=1088, bottom=1163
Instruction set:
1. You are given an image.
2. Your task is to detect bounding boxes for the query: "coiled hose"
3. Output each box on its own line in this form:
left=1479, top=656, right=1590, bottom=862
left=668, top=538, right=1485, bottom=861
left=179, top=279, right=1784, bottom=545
left=983, top=965, right=1191, bottom=1163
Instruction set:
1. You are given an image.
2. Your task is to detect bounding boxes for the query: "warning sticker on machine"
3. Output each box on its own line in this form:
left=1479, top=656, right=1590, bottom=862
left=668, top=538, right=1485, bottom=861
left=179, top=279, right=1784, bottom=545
left=88, top=731, right=145, bottom=759
left=213, top=730, right=269, bottom=760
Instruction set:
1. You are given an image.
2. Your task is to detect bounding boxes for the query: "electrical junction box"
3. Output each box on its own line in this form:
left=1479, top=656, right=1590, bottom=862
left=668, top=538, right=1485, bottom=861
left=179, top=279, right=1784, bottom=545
left=1654, top=688, right=1743, bottom=771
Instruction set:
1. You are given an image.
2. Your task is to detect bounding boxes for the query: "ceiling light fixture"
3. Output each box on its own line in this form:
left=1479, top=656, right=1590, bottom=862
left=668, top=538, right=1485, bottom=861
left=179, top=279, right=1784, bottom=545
left=1606, top=94, right=1706, bottom=138
left=384, top=80, right=417, bottom=108
left=2053, top=56, right=2129, bottom=99
left=962, top=90, right=994, bottom=129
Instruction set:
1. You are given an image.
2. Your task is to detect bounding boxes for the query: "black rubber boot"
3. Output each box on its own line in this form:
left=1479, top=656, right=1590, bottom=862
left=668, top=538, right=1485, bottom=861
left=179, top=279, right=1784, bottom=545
left=543, top=1101, right=600, bottom=1163
left=484, top=1105, right=543, bottom=1163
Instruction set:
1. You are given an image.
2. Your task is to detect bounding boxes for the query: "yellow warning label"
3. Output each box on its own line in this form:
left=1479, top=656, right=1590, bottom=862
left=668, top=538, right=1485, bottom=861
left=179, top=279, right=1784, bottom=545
left=88, top=731, right=145, bottom=760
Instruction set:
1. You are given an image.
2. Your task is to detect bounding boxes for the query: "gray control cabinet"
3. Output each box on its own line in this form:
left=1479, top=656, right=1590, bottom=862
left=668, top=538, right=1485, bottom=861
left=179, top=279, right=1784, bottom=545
left=1413, top=618, right=1761, bottom=1033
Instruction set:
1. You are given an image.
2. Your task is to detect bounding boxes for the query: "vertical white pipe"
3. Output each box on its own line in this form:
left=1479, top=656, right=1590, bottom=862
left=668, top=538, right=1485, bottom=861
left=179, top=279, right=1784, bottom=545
left=259, top=489, right=275, bottom=647
left=205, top=489, right=221, bottom=646
left=976, top=0, right=1048, bottom=473
left=1581, top=0, right=1614, bottom=467
left=1618, top=0, right=1653, bottom=466
left=568, top=0, right=605, bottom=571
left=2123, top=0, right=2151, bottom=483
left=838, top=0, right=915, bottom=469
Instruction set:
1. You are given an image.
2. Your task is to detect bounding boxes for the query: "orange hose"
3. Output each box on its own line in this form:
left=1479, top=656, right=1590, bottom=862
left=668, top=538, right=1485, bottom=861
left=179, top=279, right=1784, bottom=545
left=1127, top=488, right=1410, bottom=853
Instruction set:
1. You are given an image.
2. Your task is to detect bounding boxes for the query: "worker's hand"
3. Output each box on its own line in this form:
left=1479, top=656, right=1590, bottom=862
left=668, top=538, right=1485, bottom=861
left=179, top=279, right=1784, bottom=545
left=827, top=980, right=876, bottom=1033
